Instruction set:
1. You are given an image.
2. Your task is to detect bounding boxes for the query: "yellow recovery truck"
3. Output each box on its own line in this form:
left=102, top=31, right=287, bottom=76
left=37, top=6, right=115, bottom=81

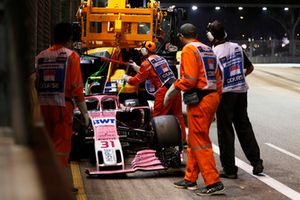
left=73, top=0, right=185, bottom=103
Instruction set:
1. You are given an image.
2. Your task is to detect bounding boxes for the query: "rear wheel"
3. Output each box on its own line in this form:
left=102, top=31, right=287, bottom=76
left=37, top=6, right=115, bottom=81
left=151, top=115, right=182, bottom=148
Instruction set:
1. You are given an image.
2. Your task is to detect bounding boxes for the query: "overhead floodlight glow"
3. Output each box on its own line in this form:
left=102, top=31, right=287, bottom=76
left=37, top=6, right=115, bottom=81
left=282, top=37, right=289, bottom=47
left=284, top=7, right=289, bottom=11
left=262, top=7, right=267, bottom=11
left=240, top=16, right=244, bottom=20
left=241, top=44, right=247, bottom=49
left=238, top=7, right=243, bottom=10
left=215, top=6, right=221, bottom=11
left=192, top=5, right=198, bottom=11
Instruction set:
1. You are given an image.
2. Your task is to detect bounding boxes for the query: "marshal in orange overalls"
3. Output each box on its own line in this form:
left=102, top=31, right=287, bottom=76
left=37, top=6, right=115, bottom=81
left=36, top=44, right=85, bottom=167
left=127, top=55, right=187, bottom=141
left=174, top=40, right=222, bottom=186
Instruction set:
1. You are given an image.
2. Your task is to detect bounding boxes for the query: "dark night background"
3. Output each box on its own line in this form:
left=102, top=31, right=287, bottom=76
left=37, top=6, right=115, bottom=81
left=130, top=0, right=300, bottom=42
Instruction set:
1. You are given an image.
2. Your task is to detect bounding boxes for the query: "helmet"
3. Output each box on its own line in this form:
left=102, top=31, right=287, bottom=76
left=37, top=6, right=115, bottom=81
left=140, top=41, right=156, bottom=56
left=178, top=23, right=197, bottom=39
left=206, top=20, right=227, bottom=42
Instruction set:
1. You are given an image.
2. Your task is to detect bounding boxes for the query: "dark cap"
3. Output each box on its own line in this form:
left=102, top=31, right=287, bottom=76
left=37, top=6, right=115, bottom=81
left=53, top=22, right=72, bottom=44
left=207, top=20, right=227, bottom=40
left=178, top=23, right=197, bottom=39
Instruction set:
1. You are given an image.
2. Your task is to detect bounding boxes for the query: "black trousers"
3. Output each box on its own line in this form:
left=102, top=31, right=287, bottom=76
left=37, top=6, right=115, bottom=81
left=216, top=92, right=262, bottom=174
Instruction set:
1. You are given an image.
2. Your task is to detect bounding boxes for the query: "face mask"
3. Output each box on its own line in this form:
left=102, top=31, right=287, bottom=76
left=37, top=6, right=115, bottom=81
left=140, top=47, right=148, bottom=56
left=206, top=31, right=214, bottom=42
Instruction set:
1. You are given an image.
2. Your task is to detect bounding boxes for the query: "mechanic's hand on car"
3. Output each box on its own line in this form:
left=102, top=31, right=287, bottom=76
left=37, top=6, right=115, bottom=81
left=129, top=60, right=140, bottom=72
left=163, top=84, right=180, bottom=106
left=122, top=74, right=132, bottom=82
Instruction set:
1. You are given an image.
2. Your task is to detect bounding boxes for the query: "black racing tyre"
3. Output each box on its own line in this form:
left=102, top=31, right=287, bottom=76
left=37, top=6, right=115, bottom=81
left=70, top=114, right=94, bottom=162
left=151, top=115, right=182, bottom=148
left=69, top=115, right=86, bottom=161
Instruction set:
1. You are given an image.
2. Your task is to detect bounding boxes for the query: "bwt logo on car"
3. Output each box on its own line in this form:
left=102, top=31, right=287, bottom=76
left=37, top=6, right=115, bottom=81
left=93, top=118, right=115, bottom=126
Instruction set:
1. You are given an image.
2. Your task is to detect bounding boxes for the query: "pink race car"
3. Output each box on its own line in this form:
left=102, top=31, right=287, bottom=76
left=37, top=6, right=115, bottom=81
left=70, top=94, right=182, bottom=176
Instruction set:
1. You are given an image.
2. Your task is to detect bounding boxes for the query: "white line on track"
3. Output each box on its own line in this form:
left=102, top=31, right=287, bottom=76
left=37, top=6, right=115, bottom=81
left=212, top=143, right=300, bottom=200
left=265, top=143, right=300, bottom=161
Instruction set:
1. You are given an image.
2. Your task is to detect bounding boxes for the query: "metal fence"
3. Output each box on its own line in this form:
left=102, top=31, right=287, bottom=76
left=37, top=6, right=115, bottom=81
left=234, top=39, right=300, bottom=63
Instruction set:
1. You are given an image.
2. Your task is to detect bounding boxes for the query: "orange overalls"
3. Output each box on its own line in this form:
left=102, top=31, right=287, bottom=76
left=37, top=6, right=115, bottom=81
left=36, top=45, right=85, bottom=167
left=174, top=40, right=222, bottom=186
left=128, top=55, right=186, bottom=141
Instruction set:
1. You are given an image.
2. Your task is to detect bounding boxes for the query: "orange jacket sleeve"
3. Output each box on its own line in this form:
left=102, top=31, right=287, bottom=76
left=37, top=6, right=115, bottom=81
left=67, top=52, right=85, bottom=103
left=127, top=60, right=151, bottom=86
left=174, top=45, right=199, bottom=91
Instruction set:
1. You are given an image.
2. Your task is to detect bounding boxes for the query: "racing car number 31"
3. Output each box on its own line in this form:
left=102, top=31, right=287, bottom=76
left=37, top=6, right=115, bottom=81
left=100, top=140, right=115, bottom=148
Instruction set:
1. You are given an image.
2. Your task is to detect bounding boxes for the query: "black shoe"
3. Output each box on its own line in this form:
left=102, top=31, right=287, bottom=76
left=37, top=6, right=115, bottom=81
left=253, top=162, right=264, bottom=175
left=219, top=170, right=238, bottom=179
left=174, top=179, right=198, bottom=190
left=196, top=181, right=225, bottom=196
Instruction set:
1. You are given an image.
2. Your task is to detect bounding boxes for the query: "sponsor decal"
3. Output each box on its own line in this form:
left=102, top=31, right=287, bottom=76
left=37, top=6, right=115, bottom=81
left=39, top=82, right=60, bottom=89
left=96, top=125, right=118, bottom=140
left=103, top=149, right=115, bottom=163
left=93, top=118, right=115, bottom=126
left=226, top=74, right=244, bottom=84
left=230, top=65, right=241, bottom=76
left=207, top=58, right=215, bottom=70
left=145, top=79, right=156, bottom=95
left=161, top=63, right=169, bottom=73
left=43, top=70, right=56, bottom=81
left=161, top=71, right=173, bottom=79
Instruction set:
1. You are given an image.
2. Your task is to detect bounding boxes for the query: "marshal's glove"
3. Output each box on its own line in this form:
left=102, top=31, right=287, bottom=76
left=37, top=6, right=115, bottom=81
left=77, top=101, right=90, bottom=127
left=163, top=83, right=180, bottom=106
left=129, top=60, right=140, bottom=72
left=122, top=74, right=132, bottom=82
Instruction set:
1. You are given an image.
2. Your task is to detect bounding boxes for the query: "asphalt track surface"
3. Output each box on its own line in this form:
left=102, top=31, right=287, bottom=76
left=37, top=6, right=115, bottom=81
left=72, top=65, right=300, bottom=200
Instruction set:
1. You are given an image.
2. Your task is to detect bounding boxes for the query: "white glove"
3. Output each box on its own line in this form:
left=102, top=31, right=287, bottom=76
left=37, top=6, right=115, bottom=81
left=129, top=61, right=140, bottom=72
left=122, top=74, right=132, bottom=82
left=77, top=101, right=90, bottom=127
left=163, top=84, right=180, bottom=106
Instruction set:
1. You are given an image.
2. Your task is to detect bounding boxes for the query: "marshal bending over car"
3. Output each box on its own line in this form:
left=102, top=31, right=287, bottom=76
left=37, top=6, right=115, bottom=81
left=70, top=94, right=182, bottom=176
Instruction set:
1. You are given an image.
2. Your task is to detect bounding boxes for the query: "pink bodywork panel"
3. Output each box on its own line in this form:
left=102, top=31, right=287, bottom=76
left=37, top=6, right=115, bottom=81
left=84, top=95, right=166, bottom=175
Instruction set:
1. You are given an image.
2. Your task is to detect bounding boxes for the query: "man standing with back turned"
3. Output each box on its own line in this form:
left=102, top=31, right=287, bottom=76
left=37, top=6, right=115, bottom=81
left=206, top=20, right=264, bottom=179
left=164, top=23, right=224, bottom=196
left=35, top=22, right=89, bottom=170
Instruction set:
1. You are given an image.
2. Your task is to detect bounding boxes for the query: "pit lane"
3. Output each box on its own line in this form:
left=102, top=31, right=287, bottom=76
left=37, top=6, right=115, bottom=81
left=71, top=65, right=300, bottom=200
